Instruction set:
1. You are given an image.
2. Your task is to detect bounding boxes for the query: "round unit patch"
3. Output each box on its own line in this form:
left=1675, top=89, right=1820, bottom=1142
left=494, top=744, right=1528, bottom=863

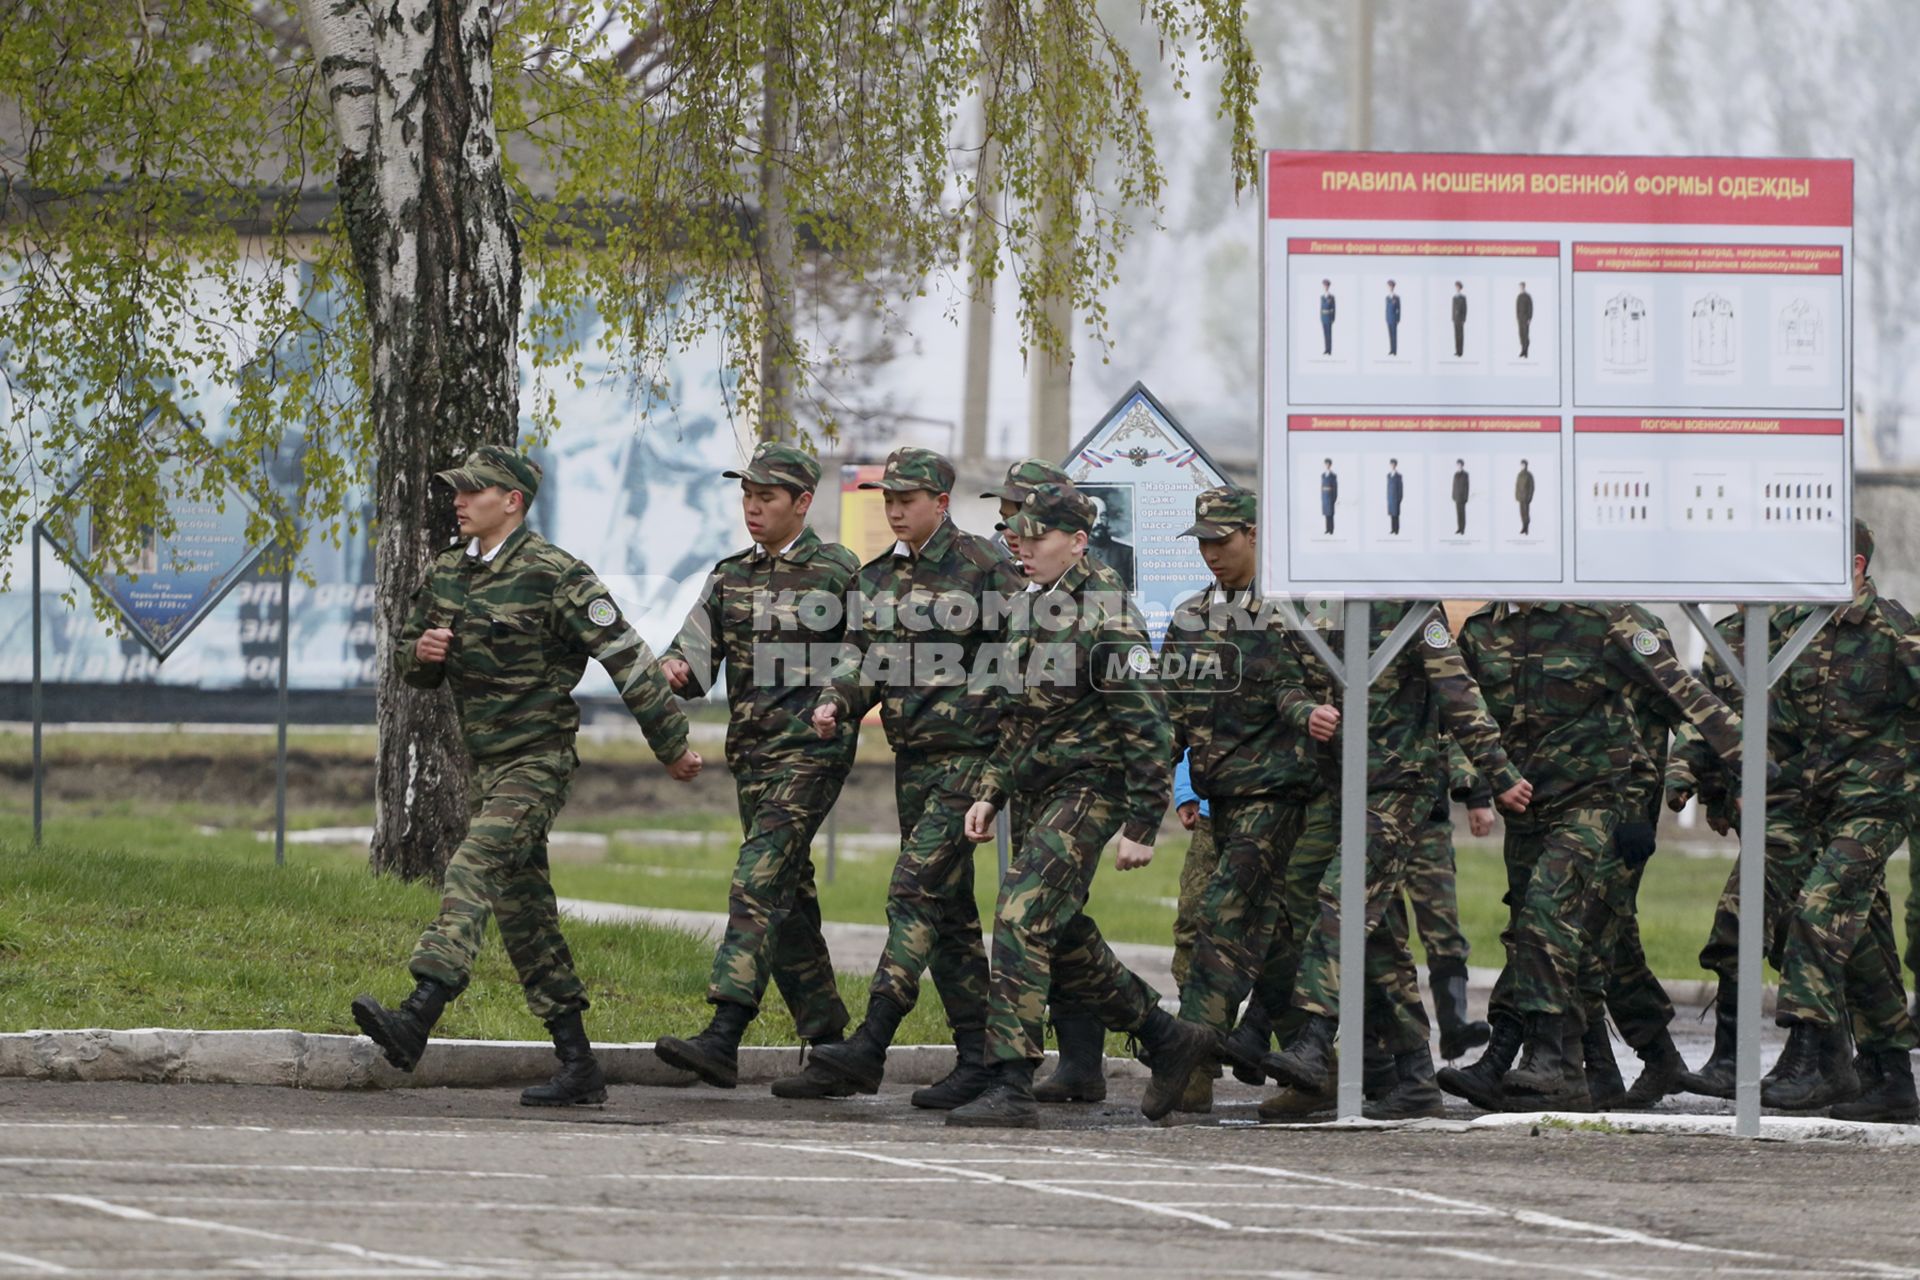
left=587, top=599, right=619, bottom=627
left=1632, top=628, right=1661, bottom=656
left=1422, top=619, right=1451, bottom=650
left=1127, top=644, right=1154, bottom=675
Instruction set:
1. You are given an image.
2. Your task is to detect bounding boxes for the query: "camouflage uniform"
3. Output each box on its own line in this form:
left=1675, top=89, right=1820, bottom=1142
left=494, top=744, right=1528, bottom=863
left=396, top=482, right=691, bottom=1022
left=1282, top=604, right=1521, bottom=1051
left=1673, top=581, right=1920, bottom=1052
left=1169, top=768, right=1217, bottom=991
left=661, top=444, right=859, bottom=1039
left=1457, top=603, right=1743, bottom=1022
left=1386, top=738, right=1483, bottom=966
left=1165, top=488, right=1323, bottom=1035
left=976, top=488, right=1171, bottom=1065
left=823, top=448, right=1026, bottom=1036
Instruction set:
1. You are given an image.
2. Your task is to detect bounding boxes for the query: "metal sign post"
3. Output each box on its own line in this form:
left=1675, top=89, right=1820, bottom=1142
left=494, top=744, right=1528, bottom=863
left=31, top=524, right=43, bottom=848
left=274, top=557, right=292, bottom=867
left=1336, top=601, right=1369, bottom=1118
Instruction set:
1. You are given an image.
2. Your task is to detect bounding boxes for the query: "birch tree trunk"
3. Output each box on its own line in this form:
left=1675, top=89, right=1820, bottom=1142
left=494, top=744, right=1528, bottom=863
left=300, top=0, right=523, bottom=880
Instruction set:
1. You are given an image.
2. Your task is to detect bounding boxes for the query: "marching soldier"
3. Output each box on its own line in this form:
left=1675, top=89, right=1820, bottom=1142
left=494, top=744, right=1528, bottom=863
left=651, top=442, right=860, bottom=1092
left=949, top=482, right=1214, bottom=1126
left=353, top=445, right=702, bottom=1106
left=779, top=447, right=1026, bottom=1107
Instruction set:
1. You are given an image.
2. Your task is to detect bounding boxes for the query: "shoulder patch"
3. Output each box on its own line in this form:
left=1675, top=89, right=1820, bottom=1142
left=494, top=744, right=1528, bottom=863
left=587, top=599, right=619, bottom=628
left=1422, top=618, right=1451, bottom=650
left=1632, top=628, right=1661, bottom=656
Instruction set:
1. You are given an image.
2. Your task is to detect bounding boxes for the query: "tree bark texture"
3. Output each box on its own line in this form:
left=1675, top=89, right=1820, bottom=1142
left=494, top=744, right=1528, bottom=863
left=301, top=0, right=523, bottom=880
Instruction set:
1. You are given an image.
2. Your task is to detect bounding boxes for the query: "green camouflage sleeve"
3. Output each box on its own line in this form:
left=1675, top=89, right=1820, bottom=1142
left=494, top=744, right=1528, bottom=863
left=1274, top=626, right=1330, bottom=733
left=1417, top=616, right=1522, bottom=795
left=823, top=569, right=883, bottom=723
left=1446, top=738, right=1491, bottom=807
left=394, top=566, right=448, bottom=691
left=661, top=567, right=724, bottom=698
left=1102, top=601, right=1173, bottom=845
left=556, top=567, right=690, bottom=765
left=1605, top=606, right=1743, bottom=771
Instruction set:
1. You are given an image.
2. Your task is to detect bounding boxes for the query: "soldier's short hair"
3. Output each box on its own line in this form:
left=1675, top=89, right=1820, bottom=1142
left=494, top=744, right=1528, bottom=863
left=1855, top=518, right=1874, bottom=567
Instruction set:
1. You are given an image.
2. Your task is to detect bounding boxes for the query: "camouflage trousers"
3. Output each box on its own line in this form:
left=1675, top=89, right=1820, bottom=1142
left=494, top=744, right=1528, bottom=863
left=1905, top=847, right=1920, bottom=989
left=1486, top=805, right=1616, bottom=1021
left=1178, top=796, right=1310, bottom=1033
left=1384, top=815, right=1471, bottom=966
left=1773, top=803, right=1917, bottom=1050
left=410, top=744, right=587, bottom=1022
left=1575, top=850, right=1673, bottom=1050
left=1291, top=789, right=1433, bottom=1056
left=703, top=766, right=850, bottom=1040
left=1247, top=793, right=1336, bottom=1035
left=866, top=751, right=993, bottom=1033
left=985, top=780, right=1163, bottom=1064
left=1169, top=814, right=1218, bottom=991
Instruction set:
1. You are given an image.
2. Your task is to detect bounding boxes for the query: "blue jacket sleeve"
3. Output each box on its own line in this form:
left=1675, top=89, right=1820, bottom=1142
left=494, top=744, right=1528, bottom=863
left=1173, top=753, right=1210, bottom=817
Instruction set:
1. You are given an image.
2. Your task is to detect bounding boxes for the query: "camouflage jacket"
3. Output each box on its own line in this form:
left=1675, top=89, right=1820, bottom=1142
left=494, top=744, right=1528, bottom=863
left=1618, top=605, right=1685, bottom=827
left=1279, top=602, right=1521, bottom=799
left=1441, top=735, right=1492, bottom=810
left=824, top=516, right=1026, bottom=756
left=662, top=526, right=859, bottom=777
left=395, top=525, right=690, bottom=764
left=980, top=556, right=1172, bottom=845
left=1164, top=587, right=1320, bottom=801
left=1671, top=582, right=1920, bottom=813
left=1457, top=601, right=1741, bottom=817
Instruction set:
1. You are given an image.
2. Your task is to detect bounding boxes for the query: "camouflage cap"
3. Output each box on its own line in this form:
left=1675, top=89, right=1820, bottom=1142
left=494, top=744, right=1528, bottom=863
left=981, top=457, right=1071, bottom=502
left=1179, top=485, right=1257, bottom=539
left=1008, top=481, right=1096, bottom=538
left=435, top=444, right=542, bottom=502
left=723, top=440, right=821, bottom=492
left=1855, top=517, right=1874, bottom=567
left=858, top=446, right=956, bottom=495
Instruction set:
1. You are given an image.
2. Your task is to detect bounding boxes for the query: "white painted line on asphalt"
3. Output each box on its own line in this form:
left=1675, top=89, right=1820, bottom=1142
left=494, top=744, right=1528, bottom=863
left=0, top=1252, right=71, bottom=1275
left=71, top=1195, right=916, bottom=1228
left=0, top=1155, right=953, bottom=1186
left=30, top=1194, right=478, bottom=1275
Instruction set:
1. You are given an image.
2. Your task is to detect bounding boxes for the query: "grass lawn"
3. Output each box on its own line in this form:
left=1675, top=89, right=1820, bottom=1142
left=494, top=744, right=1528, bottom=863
left=0, top=829, right=956, bottom=1045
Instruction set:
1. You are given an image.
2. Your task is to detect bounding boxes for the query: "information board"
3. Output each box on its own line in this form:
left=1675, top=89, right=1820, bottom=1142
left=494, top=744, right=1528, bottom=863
left=1063, top=383, right=1229, bottom=642
left=1260, top=151, right=1854, bottom=603
left=39, top=407, right=272, bottom=658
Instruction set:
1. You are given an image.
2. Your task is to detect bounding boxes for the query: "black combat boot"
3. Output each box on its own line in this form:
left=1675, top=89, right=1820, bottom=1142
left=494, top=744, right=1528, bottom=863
left=351, top=977, right=452, bottom=1072
left=1176, top=1064, right=1215, bottom=1114
left=1429, top=957, right=1490, bottom=1060
left=803, top=994, right=906, bottom=1094
left=1830, top=1049, right=1920, bottom=1124
left=1437, top=1011, right=1522, bottom=1111
left=652, top=1000, right=754, bottom=1089
left=1033, top=1009, right=1108, bottom=1103
left=1218, top=1002, right=1274, bottom=1087
left=1137, top=1010, right=1222, bottom=1122
left=769, top=1031, right=858, bottom=1100
left=1677, top=978, right=1737, bottom=1099
left=1364, top=1046, right=1446, bottom=1120
left=521, top=1010, right=608, bottom=1106
left=1264, top=1014, right=1338, bottom=1094
left=1761, top=1021, right=1860, bottom=1111
left=1504, top=1013, right=1587, bottom=1106
left=1257, top=1080, right=1336, bottom=1120
left=911, top=1026, right=996, bottom=1110
left=1584, top=1021, right=1626, bottom=1110
left=1617, top=1030, right=1686, bottom=1109
left=946, top=1059, right=1040, bottom=1129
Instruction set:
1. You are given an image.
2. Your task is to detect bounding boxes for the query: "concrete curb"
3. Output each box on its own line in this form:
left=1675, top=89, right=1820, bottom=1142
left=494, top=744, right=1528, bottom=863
left=1471, top=1110, right=1920, bottom=1146
left=0, top=1029, right=1148, bottom=1091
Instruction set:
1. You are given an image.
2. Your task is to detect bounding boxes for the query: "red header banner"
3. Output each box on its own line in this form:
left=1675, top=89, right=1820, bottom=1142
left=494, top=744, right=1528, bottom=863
left=1572, top=243, right=1843, bottom=274
left=1268, top=152, right=1853, bottom=227
left=1286, top=237, right=1560, bottom=258
left=1573, top=417, right=1845, bottom=436
left=1289, top=415, right=1562, bottom=434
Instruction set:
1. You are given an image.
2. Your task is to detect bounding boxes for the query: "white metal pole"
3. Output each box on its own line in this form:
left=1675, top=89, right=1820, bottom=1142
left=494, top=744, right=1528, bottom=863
left=1736, top=604, right=1767, bottom=1137
left=1336, top=600, right=1369, bottom=1118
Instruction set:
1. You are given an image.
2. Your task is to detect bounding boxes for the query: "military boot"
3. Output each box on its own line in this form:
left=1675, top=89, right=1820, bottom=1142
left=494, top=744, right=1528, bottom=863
left=1176, top=1064, right=1214, bottom=1114
left=1676, top=978, right=1737, bottom=1099
left=652, top=1000, right=753, bottom=1089
left=1137, top=1010, right=1221, bottom=1122
left=1257, top=1080, right=1336, bottom=1120
left=1830, top=1049, right=1920, bottom=1124
left=1761, top=1022, right=1860, bottom=1111
left=804, top=995, right=906, bottom=1094
left=769, top=1032, right=858, bottom=1100
left=1584, top=1021, right=1626, bottom=1110
left=1617, top=1030, right=1686, bottom=1109
left=521, top=1010, right=608, bottom=1106
left=1218, top=1002, right=1274, bottom=1087
left=1033, top=1009, right=1107, bottom=1103
left=1505, top=1013, right=1590, bottom=1108
left=1264, top=1014, right=1338, bottom=1094
left=946, top=1059, right=1039, bottom=1129
left=1429, top=956, right=1490, bottom=1061
left=350, top=977, right=452, bottom=1072
left=911, top=1027, right=996, bottom=1110
left=1364, top=1047, right=1446, bottom=1120
left=1437, top=1012, right=1522, bottom=1112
